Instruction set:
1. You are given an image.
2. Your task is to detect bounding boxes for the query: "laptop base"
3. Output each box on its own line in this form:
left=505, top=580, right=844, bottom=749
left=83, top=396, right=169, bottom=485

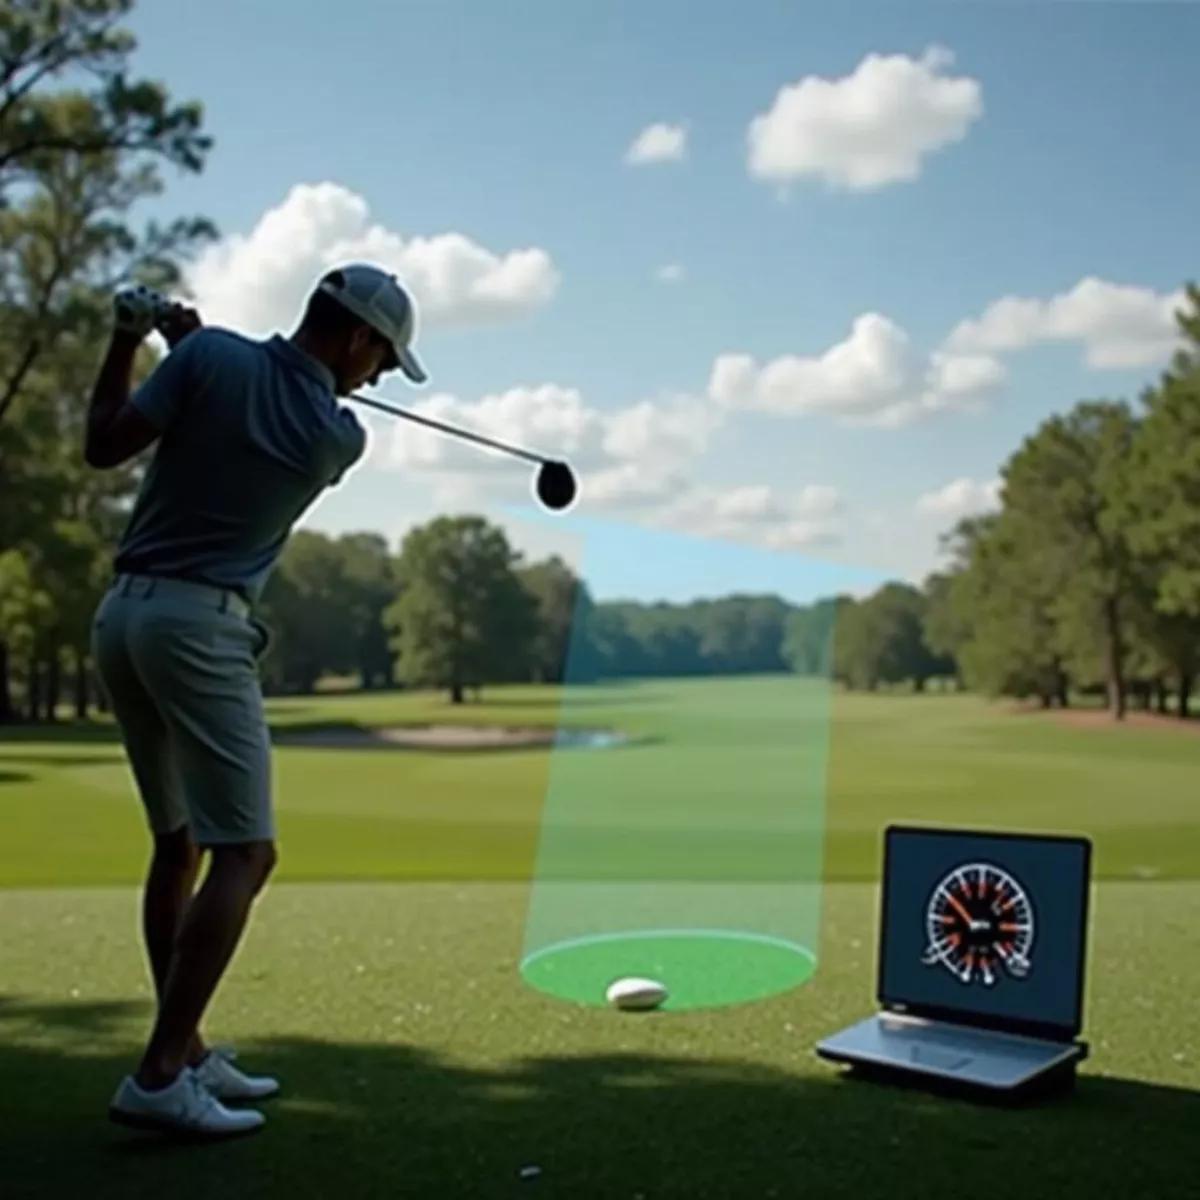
left=816, top=1012, right=1088, bottom=1107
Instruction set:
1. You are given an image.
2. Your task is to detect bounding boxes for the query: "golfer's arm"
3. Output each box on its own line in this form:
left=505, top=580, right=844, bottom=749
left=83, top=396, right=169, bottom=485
left=323, top=409, right=368, bottom=486
left=84, top=333, right=164, bottom=469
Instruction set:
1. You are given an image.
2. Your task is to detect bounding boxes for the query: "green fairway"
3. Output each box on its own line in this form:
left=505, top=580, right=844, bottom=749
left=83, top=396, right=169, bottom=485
left=2, top=680, right=1199, bottom=1197
left=1, top=678, right=1199, bottom=887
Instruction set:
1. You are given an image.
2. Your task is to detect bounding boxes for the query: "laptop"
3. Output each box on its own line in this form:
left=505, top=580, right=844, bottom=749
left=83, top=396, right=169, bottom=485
left=816, top=824, right=1093, bottom=1103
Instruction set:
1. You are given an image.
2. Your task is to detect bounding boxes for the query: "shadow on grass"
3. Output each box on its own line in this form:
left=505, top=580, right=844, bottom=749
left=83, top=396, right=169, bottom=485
left=0, top=769, right=32, bottom=785
left=0, top=754, right=130, bottom=771
left=1, top=997, right=1197, bottom=1200
left=0, top=720, right=125, bottom=746
left=0, top=995, right=151, bottom=1033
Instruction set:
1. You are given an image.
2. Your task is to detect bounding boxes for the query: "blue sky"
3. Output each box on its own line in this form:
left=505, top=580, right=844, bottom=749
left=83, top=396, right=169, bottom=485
left=123, top=1, right=1199, bottom=603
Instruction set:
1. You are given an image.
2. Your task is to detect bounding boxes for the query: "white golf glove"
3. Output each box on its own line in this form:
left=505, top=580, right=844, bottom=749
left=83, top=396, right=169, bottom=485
left=112, top=284, right=171, bottom=340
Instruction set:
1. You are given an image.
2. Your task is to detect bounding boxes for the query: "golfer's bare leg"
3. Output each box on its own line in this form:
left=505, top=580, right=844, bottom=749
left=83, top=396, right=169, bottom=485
left=140, top=826, right=213, bottom=1064
left=135, top=839, right=276, bottom=1090
left=143, top=829, right=201, bottom=995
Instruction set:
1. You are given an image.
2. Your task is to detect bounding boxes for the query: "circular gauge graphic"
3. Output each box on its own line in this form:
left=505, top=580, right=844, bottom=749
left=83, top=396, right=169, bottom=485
left=921, top=861, right=1035, bottom=987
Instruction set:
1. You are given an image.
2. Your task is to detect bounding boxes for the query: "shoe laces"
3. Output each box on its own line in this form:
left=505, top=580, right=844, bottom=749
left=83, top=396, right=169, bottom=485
left=181, top=1067, right=224, bottom=1118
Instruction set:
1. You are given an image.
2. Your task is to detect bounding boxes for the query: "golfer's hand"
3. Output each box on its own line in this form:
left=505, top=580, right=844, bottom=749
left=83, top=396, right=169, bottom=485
left=112, top=284, right=169, bottom=341
left=158, top=303, right=203, bottom=350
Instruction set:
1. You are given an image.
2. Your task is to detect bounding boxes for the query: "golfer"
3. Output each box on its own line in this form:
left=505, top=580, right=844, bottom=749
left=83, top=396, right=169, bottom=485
left=84, top=264, right=427, bottom=1138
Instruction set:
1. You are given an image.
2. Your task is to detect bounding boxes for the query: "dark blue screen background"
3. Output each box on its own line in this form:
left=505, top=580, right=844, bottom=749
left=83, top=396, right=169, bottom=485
left=879, top=829, right=1089, bottom=1031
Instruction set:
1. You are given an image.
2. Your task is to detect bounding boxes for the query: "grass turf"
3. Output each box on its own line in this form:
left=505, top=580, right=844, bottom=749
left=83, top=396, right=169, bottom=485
left=2, top=881, right=1198, bottom=1199
left=2, top=679, right=1200, bottom=1196
left=2, top=678, right=1200, bottom=886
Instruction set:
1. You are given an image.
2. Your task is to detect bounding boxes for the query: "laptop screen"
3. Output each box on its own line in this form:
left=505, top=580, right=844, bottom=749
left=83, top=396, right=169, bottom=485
left=877, top=825, right=1091, bottom=1038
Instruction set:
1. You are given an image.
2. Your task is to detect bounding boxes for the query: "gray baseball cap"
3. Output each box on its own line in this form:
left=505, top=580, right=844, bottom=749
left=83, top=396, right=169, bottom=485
left=316, top=263, right=428, bottom=385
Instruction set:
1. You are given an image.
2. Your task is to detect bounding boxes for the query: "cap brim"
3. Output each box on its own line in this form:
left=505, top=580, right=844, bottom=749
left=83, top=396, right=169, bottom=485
left=394, top=343, right=427, bottom=385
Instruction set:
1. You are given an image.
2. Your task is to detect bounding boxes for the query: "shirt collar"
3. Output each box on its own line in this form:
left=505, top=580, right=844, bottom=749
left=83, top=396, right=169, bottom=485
left=264, top=334, right=337, bottom=394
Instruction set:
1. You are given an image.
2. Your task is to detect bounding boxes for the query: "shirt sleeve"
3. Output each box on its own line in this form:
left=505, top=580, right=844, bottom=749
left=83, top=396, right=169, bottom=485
left=322, top=406, right=368, bottom=485
left=129, top=332, right=202, bottom=430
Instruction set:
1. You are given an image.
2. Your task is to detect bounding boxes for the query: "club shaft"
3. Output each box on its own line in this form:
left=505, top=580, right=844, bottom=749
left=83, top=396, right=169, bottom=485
left=349, top=392, right=546, bottom=466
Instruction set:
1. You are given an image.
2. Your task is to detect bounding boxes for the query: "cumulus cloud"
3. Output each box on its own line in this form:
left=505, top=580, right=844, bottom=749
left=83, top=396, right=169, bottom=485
left=652, top=483, right=843, bottom=550
left=915, top=476, right=1002, bottom=518
left=367, top=384, right=722, bottom=503
left=366, top=385, right=603, bottom=475
left=361, top=381, right=840, bottom=550
left=702, top=273, right=1184, bottom=429
left=944, top=277, right=1186, bottom=369
left=708, top=313, right=1005, bottom=428
left=184, top=182, right=560, bottom=338
left=746, top=45, right=982, bottom=191
left=625, top=122, right=689, bottom=165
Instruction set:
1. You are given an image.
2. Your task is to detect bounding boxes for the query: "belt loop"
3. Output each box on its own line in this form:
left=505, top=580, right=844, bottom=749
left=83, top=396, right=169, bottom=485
left=119, top=575, right=133, bottom=597
left=145, top=578, right=157, bottom=599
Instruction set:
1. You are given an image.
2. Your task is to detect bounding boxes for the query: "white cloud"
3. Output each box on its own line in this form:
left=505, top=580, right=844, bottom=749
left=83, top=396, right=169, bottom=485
left=371, top=385, right=721, bottom=497
left=944, top=277, right=1185, bottom=369
left=184, top=182, right=560, bottom=338
left=652, top=483, right=843, bottom=550
left=625, top=122, right=688, bottom=165
left=711, top=276, right=1181, bottom=433
left=708, top=313, right=1005, bottom=428
left=915, top=476, right=1002, bottom=518
left=361, top=381, right=840, bottom=551
left=369, top=385, right=604, bottom=474
left=746, top=45, right=982, bottom=191
left=656, top=263, right=685, bottom=284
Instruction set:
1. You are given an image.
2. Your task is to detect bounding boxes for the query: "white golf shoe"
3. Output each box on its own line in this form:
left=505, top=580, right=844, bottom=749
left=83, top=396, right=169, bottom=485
left=109, top=1067, right=265, bottom=1139
left=192, top=1046, right=281, bottom=1102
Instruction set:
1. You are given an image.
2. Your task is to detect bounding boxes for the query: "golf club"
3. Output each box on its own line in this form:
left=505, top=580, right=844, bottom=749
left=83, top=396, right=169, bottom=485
left=348, top=391, right=578, bottom=513
left=113, top=283, right=580, bottom=513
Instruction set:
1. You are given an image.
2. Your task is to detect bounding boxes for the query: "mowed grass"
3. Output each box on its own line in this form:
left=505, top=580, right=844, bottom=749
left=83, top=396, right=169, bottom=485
left=2, top=882, right=1198, bottom=1199
left=2, top=679, right=1200, bottom=1197
left=1, top=677, right=1199, bottom=885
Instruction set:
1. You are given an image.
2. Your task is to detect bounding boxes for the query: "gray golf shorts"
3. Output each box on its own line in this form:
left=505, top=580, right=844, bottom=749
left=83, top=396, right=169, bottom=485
left=91, top=573, right=275, bottom=846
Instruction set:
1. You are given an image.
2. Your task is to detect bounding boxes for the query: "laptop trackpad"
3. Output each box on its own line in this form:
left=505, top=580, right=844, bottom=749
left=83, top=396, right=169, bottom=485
left=909, top=1044, right=972, bottom=1071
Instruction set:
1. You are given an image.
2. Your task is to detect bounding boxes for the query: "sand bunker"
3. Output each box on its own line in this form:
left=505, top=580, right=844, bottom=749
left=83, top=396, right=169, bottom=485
left=279, top=724, right=629, bottom=751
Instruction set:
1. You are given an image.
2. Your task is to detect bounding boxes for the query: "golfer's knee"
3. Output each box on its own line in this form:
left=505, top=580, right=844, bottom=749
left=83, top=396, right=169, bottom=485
left=153, top=825, right=199, bottom=869
left=210, top=839, right=277, bottom=893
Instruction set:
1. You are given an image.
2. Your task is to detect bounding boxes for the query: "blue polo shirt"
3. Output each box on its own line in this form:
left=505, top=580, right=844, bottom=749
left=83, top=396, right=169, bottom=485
left=112, top=329, right=367, bottom=603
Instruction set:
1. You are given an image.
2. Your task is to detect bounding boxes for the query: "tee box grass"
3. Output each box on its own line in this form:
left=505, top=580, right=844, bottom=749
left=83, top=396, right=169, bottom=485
left=1, top=678, right=1198, bottom=1198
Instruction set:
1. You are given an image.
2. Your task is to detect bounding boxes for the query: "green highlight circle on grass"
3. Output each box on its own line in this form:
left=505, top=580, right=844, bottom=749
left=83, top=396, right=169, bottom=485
left=519, top=929, right=817, bottom=1010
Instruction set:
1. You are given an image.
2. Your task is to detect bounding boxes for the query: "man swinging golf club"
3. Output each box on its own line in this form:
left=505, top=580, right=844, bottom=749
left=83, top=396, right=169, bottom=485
left=84, top=263, right=427, bottom=1138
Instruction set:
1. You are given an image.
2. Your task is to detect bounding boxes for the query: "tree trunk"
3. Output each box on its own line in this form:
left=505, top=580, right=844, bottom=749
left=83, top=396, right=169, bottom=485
left=0, top=642, right=13, bottom=724
left=1102, top=598, right=1126, bottom=720
left=1055, top=666, right=1070, bottom=709
left=449, top=680, right=464, bottom=704
left=74, top=656, right=89, bottom=719
left=1155, top=678, right=1170, bottom=714
left=1178, top=672, right=1192, bottom=720
left=27, top=657, right=41, bottom=721
left=45, top=650, right=61, bottom=722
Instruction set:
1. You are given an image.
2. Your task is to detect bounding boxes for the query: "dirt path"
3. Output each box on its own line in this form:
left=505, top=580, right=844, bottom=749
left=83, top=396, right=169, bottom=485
left=1035, top=708, right=1200, bottom=735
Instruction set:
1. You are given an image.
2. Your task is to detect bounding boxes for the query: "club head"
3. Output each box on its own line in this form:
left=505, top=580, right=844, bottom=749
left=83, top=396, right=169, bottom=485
left=535, top=460, right=577, bottom=512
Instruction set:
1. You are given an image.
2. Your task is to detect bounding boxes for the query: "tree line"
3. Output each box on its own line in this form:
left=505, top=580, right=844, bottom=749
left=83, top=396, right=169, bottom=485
left=922, top=288, right=1200, bottom=720
left=0, top=0, right=216, bottom=722
left=2, top=3, right=1197, bottom=724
